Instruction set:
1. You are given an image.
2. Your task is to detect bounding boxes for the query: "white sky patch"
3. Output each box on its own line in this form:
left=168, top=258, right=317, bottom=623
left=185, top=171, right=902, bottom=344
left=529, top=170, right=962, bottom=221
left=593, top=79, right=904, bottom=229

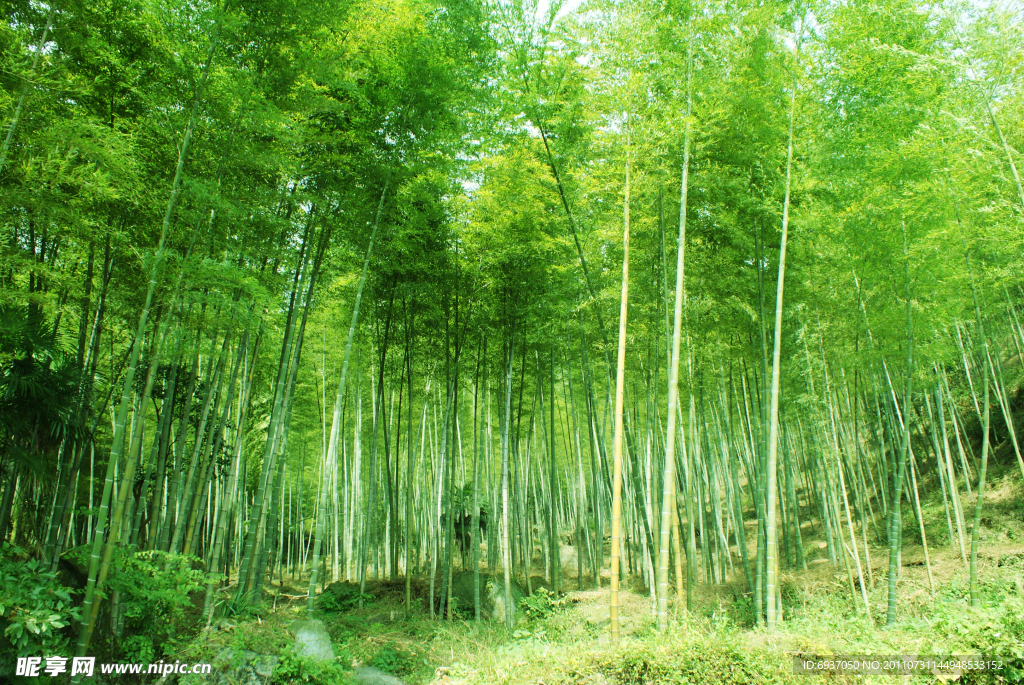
left=533, top=0, right=585, bottom=28
left=554, top=0, right=585, bottom=21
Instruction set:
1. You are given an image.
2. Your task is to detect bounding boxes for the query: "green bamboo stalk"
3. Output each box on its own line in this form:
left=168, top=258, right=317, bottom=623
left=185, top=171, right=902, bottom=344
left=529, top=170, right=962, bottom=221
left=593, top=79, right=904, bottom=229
left=936, top=383, right=968, bottom=562
left=969, top=371, right=991, bottom=607
left=472, top=337, right=483, bottom=619
left=204, top=333, right=255, bottom=624
left=885, top=224, right=914, bottom=628
left=500, top=333, right=515, bottom=629
left=550, top=348, right=559, bottom=595
left=656, top=51, right=691, bottom=633
left=0, top=6, right=54, bottom=174
left=765, top=61, right=799, bottom=631
left=966, top=251, right=992, bottom=607
left=71, top=12, right=221, bottom=665
left=308, top=185, right=388, bottom=611
left=609, top=122, right=631, bottom=645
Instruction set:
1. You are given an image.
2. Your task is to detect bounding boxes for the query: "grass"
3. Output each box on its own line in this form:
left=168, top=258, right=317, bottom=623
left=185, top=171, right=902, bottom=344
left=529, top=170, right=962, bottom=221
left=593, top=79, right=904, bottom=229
left=172, top=468, right=1023, bottom=685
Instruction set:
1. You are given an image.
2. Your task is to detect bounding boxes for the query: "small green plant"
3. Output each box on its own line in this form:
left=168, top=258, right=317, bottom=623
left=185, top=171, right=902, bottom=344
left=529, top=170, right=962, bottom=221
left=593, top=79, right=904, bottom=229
left=370, top=645, right=416, bottom=676
left=612, top=653, right=655, bottom=685
left=727, top=595, right=756, bottom=627
left=317, top=582, right=373, bottom=612
left=104, top=549, right=206, bottom=662
left=225, top=617, right=292, bottom=658
left=928, top=593, right=1024, bottom=684
left=272, top=647, right=350, bottom=684
left=512, top=627, right=548, bottom=643
left=518, top=587, right=568, bottom=621
left=223, top=592, right=269, bottom=620
left=0, top=545, right=79, bottom=657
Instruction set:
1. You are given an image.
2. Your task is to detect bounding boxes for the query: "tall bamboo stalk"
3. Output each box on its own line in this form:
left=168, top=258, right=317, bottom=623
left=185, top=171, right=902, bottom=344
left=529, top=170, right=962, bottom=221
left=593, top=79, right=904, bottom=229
left=885, top=224, right=914, bottom=627
left=308, top=182, right=389, bottom=612
left=72, top=11, right=222, bottom=665
left=0, top=7, right=54, bottom=174
left=656, top=55, right=691, bottom=632
left=765, top=58, right=799, bottom=631
left=609, top=120, right=631, bottom=645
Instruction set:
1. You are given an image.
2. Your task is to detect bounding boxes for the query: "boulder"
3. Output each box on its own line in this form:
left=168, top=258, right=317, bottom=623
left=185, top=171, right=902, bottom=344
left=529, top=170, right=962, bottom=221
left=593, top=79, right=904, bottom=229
left=559, top=544, right=578, bottom=570
left=291, top=619, right=335, bottom=662
left=191, top=648, right=278, bottom=685
left=449, top=571, right=525, bottom=622
left=352, top=665, right=407, bottom=685
left=57, top=545, right=95, bottom=590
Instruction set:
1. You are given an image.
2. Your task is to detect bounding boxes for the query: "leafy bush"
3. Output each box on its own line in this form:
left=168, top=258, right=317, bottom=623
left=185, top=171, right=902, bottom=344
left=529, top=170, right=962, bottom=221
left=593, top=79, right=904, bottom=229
left=272, top=647, right=350, bottom=685
left=726, top=594, right=757, bottom=627
left=511, top=627, right=548, bottom=643
left=518, top=587, right=569, bottom=621
left=106, top=549, right=206, bottom=662
left=318, top=582, right=373, bottom=613
left=370, top=645, right=416, bottom=676
left=223, top=593, right=269, bottom=620
left=0, top=545, right=79, bottom=657
left=929, top=594, right=1024, bottom=684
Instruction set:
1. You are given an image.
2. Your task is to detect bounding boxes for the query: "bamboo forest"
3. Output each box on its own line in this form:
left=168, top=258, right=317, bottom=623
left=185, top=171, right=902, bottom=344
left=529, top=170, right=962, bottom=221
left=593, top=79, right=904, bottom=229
left=1, top=0, right=1023, bottom=682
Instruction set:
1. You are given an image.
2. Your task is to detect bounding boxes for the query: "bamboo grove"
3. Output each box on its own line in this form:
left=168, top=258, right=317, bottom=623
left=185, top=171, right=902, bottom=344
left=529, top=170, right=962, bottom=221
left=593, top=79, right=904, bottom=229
left=1, top=0, right=1023, bottom=663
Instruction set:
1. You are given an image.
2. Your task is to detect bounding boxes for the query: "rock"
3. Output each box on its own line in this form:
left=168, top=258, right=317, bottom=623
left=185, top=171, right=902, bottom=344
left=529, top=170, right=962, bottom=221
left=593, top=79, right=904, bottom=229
left=560, top=544, right=578, bottom=570
left=292, top=619, right=335, bottom=662
left=57, top=545, right=95, bottom=590
left=351, top=665, right=407, bottom=685
left=249, top=654, right=278, bottom=680
left=193, top=648, right=278, bottom=685
left=211, top=618, right=236, bottom=632
left=449, top=571, right=525, bottom=621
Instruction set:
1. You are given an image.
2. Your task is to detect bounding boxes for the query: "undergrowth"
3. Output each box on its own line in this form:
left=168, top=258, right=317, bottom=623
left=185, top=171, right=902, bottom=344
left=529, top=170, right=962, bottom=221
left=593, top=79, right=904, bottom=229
left=163, top=476, right=1024, bottom=685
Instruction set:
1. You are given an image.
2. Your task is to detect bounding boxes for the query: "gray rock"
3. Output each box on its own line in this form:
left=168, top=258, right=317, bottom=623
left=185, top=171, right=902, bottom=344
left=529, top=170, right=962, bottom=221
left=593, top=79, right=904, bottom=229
left=184, top=648, right=278, bottom=685
left=449, top=571, right=525, bottom=622
left=291, top=619, right=335, bottom=662
left=351, top=665, right=407, bottom=685
left=249, top=654, right=279, bottom=679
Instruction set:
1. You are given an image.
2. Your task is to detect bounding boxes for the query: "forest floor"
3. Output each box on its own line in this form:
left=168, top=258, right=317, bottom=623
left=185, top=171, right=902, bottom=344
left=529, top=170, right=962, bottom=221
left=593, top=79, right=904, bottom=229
left=177, top=467, right=1024, bottom=685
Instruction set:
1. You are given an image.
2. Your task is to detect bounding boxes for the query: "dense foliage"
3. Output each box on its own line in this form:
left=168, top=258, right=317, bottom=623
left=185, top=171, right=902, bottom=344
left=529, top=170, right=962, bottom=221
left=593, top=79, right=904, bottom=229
left=0, top=0, right=1022, bottom=673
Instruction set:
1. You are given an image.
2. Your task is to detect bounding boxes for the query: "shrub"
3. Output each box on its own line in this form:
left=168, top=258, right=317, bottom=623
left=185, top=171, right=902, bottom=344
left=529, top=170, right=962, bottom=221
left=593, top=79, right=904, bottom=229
left=272, top=647, right=350, bottom=685
left=727, top=594, right=757, bottom=627
left=929, top=594, right=1024, bottom=684
left=518, top=587, right=569, bottom=621
left=0, top=545, right=79, bottom=657
left=318, top=582, right=373, bottom=613
left=106, top=549, right=206, bottom=662
left=370, top=645, right=416, bottom=677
